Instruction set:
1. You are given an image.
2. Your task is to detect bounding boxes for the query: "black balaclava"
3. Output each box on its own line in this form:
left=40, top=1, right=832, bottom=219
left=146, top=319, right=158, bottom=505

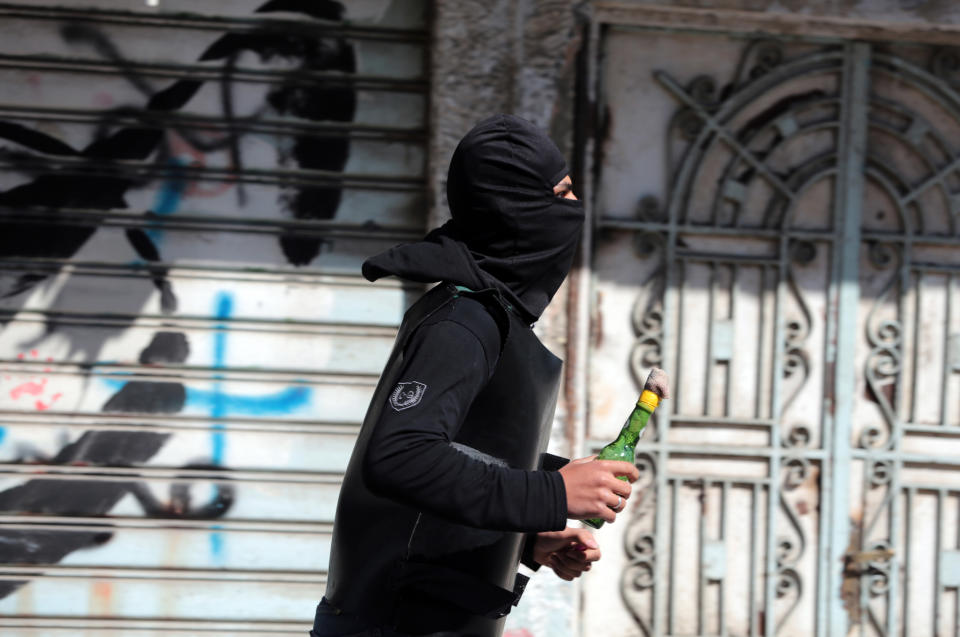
left=362, top=113, right=585, bottom=324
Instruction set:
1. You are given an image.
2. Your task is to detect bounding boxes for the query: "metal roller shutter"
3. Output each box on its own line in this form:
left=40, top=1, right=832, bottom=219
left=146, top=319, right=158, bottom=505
left=0, top=1, right=428, bottom=634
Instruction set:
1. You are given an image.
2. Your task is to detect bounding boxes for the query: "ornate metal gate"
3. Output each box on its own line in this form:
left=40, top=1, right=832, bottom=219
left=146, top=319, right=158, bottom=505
left=586, top=23, right=960, bottom=637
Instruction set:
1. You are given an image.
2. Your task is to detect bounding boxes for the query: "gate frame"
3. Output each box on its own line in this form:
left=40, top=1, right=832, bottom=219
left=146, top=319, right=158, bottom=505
left=575, top=5, right=960, bottom=635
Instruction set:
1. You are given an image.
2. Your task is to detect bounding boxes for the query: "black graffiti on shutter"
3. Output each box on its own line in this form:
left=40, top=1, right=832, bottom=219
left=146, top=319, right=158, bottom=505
left=0, top=1, right=352, bottom=597
left=0, top=0, right=355, bottom=301
left=196, top=5, right=357, bottom=265
left=0, top=332, right=234, bottom=599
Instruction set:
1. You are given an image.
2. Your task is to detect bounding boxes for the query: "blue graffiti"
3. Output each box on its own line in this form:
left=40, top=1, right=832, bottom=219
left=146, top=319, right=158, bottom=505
left=145, top=157, right=189, bottom=245
left=101, top=290, right=314, bottom=563
left=154, top=158, right=189, bottom=216
left=198, top=290, right=313, bottom=564
left=186, top=386, right=311, bottom=418
left=209, top=523, right=225, bottom=563
left=210, top=291, right=231, bottom=466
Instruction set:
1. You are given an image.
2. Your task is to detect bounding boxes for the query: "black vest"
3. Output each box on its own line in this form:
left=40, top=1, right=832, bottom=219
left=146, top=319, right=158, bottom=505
left=324, top=283, right=563, bottom=636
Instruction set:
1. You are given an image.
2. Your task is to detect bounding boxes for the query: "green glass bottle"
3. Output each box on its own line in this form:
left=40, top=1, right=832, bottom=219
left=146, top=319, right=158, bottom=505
left=583, top=389, right=660, bottom=529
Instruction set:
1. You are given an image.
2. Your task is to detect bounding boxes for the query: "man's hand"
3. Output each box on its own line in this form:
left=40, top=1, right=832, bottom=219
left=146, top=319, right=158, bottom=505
left=534, top=526, right=601, bottom=581
left=559, top=456, right=639, bottom=524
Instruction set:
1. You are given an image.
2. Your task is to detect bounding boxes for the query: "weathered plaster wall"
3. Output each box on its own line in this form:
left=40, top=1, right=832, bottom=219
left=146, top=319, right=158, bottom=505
left=428, top=0, right=586, bottom=229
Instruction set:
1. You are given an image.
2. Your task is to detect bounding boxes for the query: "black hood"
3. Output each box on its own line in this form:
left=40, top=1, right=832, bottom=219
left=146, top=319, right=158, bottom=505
left=362, top=114, right=585, bottom=323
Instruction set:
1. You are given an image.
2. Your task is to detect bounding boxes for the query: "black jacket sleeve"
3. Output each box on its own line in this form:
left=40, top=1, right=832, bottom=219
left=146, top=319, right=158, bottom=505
left=362, top=300, right=567, bottom=533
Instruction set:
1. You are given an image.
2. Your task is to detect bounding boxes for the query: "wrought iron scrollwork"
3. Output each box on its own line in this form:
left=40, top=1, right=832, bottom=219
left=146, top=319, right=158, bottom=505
left=774, top=460, right=809, bottom=631
left=621, top=453, right=658, bottom=637
left=672, top=74, right=721, bottom=141
left=790, top=239, right=818, bottom=265
left=782, top=456, right=810, bottom=490
left=624, top=530, right=656, bottom=590
left=782, top=240, right=814, bottom=420
left=868, top=460, right=894, bottom=487
left=784, top=423, right=812, bottom=448
left=863, top=242, right=903, bottom=450
left=930, top=47, right=960, bottom=85
left=636, top=194, right=664, bottom=223
left=734, top=39, right=787, bottom=86
left=633, top=231, right=664, bottom=258
left=864, top=540, right=893, bottom=597
left=629, top=230, right=666, bottom=408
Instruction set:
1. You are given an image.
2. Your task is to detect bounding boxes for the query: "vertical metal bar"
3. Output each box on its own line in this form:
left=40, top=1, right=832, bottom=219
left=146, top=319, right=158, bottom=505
left=941, top=273, right=953, bottom=426
left=756, top=267, right=767, bottom=420
left=726, top=265, right=736, bottom=418
left=657, top=97, right=683, bottom=636
left=699, top=480, right=708, bottom=636
left=935, top=489, right=944, bottom=636
left=768, top=239, right=787, bottom=637
left=706, top=262, right=717, bottom=415
left=888, top=240, right=909, bottom=636
left=818, top=445, right=831, bottom=637
left=750, top=482, right=760, bottom=637
left=669, top=478, right=678, bottom=635
left=903, top=488, right=913, bottom=637
left=911, top=271, right=921, bottom=425
left=955, top=492, right=960, bottom=637
left=955, top=586, right=959, bottom=637
left=955, top=491, right=960, bottom=637
left=886, top=462, right=902, bottom=636
left=860, top=461, right=870, bottom=634
left=720, top=480, right=729, bottom=637
left=675, top=261, right=686, bottom=418
left=827, top=41, right=871, bottom=637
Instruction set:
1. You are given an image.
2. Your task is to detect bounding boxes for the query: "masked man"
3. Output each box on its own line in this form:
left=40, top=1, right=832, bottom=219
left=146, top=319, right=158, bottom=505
left=314, top=114, right=640, bottom=637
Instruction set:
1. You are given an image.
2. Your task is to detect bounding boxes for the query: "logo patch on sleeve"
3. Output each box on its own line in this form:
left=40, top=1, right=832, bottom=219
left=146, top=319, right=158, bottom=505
left=389, top=381, right=427, bottom=411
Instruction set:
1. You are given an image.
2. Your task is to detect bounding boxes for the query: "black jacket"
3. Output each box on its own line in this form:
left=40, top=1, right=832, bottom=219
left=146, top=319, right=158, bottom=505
left=325, top=114, right=584, bottom=636
left=324, top=283, right=567, bottom=636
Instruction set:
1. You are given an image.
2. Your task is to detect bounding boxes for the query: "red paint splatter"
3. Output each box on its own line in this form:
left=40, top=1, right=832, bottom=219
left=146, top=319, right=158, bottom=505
left=36, top=393, right=63, bottom=411
left=92, top=581, right=113, bottom=614
left=11, top=379, right=47, bottom=399
left=10, top=351, right=64, bottom=411
left=168, top=132, right=235, bottom=198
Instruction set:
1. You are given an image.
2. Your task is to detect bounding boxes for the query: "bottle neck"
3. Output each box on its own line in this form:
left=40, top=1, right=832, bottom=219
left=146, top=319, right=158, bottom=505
left=614, top=403, right=654, bottom=447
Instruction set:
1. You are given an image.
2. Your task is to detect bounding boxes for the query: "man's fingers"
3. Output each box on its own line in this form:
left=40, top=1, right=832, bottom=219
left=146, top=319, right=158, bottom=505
left=566, top=527, right=599, bottom=550
left=560, top=457, right=645, bottom=521
left=554, top=549, right=594, bottom=571
left=579, top=547, right=602, bottom=562
left=609, top=479, right=632, bottom=499
left=570, top=455, right=597, bottom=465
left=605, top=491, right=623, bottom=511
left=549, top=557, right=584, bottom=580
left=600, top=460, right=641, bottom=481
left=596, top=506, right=616, bottom=523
